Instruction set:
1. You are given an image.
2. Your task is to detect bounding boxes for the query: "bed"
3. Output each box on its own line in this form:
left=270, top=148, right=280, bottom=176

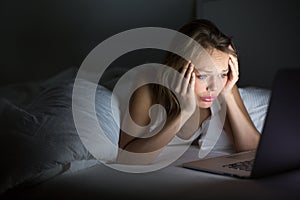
left=1, top=66, right=300, bottom=200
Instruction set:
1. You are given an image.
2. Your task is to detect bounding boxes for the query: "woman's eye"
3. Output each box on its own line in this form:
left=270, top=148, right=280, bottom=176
left=219, top=73, right=228, bottom=78
left=196, top=74, right=208, bottom=79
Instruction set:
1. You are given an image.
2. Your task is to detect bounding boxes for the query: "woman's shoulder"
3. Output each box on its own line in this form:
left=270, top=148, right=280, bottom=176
left=130, top=84, right=157, bottom=108
left=128, top=84, right=157, bottom=126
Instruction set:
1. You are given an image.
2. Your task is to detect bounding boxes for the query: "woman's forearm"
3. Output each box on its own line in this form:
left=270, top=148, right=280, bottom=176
left=117, top=113, right=189, bottom=164
left=123, top=117, right=181, bottom=152
left=223, top=86, right=260, bottom=152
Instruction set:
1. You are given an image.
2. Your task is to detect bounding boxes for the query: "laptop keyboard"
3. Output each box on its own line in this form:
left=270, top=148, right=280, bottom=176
left=222, top=159, right=254, bottom=171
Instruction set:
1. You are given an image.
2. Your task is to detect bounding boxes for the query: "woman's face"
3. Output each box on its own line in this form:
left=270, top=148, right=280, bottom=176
left=193, top=48, right=230, bottom=108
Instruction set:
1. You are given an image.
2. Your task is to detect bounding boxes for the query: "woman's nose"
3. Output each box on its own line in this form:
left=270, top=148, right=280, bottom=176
left=206, top=76, right=219, bottom=91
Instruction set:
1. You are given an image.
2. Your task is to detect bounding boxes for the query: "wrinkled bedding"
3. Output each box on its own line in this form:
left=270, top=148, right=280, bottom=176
left=0, top=67, right=119, bottom=193
left=0, top=67, right=271, bottom=194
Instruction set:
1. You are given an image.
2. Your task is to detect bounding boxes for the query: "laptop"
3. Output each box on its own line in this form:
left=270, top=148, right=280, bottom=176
left=182, top=68, right=300, bottom=178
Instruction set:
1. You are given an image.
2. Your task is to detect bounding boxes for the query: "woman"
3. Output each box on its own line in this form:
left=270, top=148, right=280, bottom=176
left=117, top=19, right=260, bottom=164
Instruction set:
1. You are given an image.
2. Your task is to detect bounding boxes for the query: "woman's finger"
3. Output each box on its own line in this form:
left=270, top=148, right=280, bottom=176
left=223, top=55, right=239, bottom=94
left=173, top=60, right=190, bottom=91
left=188, top=72, right=196, bottom=93
left=182, top=63, right=194, bottom=93
left=229, top=55, right=239, bottom=73
left=181, top=60, right=191, bottom=76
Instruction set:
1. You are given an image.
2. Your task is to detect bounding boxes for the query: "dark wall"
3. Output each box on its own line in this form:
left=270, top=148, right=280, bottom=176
left=198, top=0, right=300, bottom=88
left=0, top=0, right=194, bottom=86
left=1, top=0, right=299, bottom=89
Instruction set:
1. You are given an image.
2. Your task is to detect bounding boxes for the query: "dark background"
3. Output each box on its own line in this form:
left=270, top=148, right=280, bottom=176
left=1, top=0, right=300, bottom=89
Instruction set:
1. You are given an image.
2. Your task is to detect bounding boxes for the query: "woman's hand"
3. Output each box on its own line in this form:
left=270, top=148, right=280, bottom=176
left=172, top=61, right=196, bottom=118
left=222, top=54, right=239, bottom=94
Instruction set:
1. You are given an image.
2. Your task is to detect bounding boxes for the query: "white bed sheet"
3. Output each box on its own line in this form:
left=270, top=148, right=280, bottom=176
left=3, top=144, right=300, bottom=200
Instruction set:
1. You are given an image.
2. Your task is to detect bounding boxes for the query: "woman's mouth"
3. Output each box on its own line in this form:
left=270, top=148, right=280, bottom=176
left=200, top=96, right=216, bottom=102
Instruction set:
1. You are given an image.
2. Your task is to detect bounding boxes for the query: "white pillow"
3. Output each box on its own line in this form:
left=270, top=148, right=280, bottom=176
left=238, top=87, right=271, bottom=133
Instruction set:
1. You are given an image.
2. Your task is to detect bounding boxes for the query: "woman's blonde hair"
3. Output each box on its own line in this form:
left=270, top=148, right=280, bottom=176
left=151, top=19, right=237, bottom=120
